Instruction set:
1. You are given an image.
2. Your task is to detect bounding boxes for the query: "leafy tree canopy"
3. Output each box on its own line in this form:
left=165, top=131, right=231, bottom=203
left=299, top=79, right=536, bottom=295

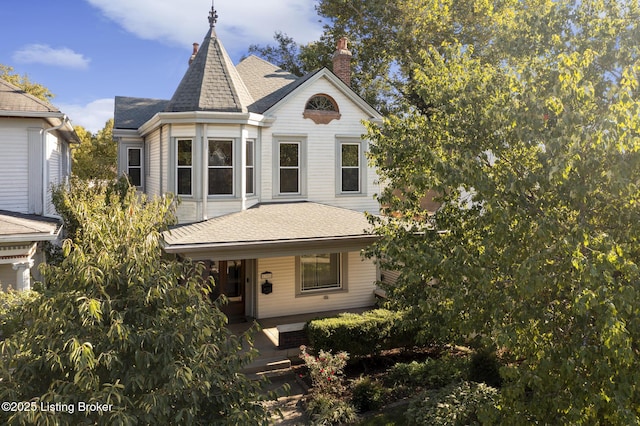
left=73, top=119, right=117, bottom=181
left=0, top=64, right=54, bottom=102
left=366, top=0, right=640, bottom=423
left=0, top=179, right=274, bottom=425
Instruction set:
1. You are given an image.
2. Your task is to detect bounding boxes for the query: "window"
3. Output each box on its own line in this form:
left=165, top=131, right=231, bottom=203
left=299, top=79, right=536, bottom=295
left=305, top=95, right=338, bottom=111
left=177, top=139, right=192, bottom=195
left=300, top=253, right=341, bottom=291
left=303, top=94, right=341, bottom=124
left=279, top=142, right=300, bottom=194
left=208, top=140, right=233, bottom=195
left=340, top=143, right=360, bottom=192
left=127, top=147, right=142, bottom=187
left=246, top=140, right=255, bottom=195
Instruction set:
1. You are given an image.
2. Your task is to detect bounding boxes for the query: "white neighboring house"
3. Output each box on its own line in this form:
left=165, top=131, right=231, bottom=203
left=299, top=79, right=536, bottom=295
left=113, top=8, right=383, bottom=320
left=0, top=79, right=79, bottom=291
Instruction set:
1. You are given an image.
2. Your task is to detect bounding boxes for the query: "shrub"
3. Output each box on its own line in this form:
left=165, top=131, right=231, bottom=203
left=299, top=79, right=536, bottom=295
left=305, top=394, right=357, bottom=425
left=0, top=180, right=273, bottom=425
left=0, top=290, right=39, bottom=339
left=300, top=345, right=349, bottom=396
left=351, top=376, right=386, bottom=412
left=305, top=309, right=413, bottom=356
left=469, top=349, right=503, bottom=388
left=386, top=354, right=469, bottom=389
left=406, top=381, right=500, bottom=425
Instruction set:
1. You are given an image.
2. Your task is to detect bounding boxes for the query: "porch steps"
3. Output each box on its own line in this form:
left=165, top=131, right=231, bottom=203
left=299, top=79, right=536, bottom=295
left=243, top=356, right=291, bottom=374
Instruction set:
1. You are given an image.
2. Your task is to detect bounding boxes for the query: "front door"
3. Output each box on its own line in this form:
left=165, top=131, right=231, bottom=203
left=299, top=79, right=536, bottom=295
left=209, top=260, right=245, bottom=319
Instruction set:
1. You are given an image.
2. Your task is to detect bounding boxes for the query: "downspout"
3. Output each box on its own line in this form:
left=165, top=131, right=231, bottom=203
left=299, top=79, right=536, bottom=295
left=160, top=125, right=164, bottom=194
left=42, top=115, right=69, bottom=217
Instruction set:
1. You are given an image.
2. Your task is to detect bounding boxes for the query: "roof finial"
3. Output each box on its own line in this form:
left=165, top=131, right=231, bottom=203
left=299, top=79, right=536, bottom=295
left=208, top=1, right=218, bottom=28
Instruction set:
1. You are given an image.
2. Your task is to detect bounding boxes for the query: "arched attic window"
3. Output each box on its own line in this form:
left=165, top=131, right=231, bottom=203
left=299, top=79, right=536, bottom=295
left=303, top=94, right=341, bottom=124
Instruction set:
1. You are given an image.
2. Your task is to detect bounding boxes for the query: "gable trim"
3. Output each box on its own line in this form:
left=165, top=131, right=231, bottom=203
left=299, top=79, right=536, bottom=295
left=263, top=68, right=381, bottom=119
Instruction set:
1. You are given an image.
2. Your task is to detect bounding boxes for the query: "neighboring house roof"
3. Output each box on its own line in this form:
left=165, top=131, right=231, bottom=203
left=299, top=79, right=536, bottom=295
left=162, top=202, right=377, bottom=258
left=0, top=79, right=80, bottom=144
left=165, top=27, right=254, bottom=113
left=0, top=210, right=61, bottom=242
left=0, top=79, right=59, bottom=113
left=114, top=96, right=170, bottom=130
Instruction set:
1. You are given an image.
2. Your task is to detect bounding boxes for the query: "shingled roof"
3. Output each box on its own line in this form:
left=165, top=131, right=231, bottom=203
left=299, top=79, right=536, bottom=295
left=165, top=26, right=254, bottom=113
left=0, top=79, right=60, bottom=113
left=0, top=210, right=61, bottom=242
left=162, top=202, right=376, bottom=255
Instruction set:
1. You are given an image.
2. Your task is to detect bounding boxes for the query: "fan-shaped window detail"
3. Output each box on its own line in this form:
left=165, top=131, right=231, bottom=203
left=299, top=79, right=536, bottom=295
left=303, top=94, right=341, bottom=124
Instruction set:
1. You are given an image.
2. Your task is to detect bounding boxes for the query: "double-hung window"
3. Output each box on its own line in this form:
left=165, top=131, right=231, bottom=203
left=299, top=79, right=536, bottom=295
left=300, top=253, right=341, bottom=292
left=176, top=139, right=192, bottom=195
left=340, top=143, right=360, bottom=193
left=127, top=147, right=142, bottom=187
left=246, top=140, right=255, bottom=195
left=208, top=140, right=234, bottom=195
left=279, top=142, right=300, bottom=194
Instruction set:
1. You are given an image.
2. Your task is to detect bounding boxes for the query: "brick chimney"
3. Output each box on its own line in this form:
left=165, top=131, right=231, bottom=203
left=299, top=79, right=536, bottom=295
left=332, top=37, right=352, bottom=86
left=189, top=43, right=199, bottom=65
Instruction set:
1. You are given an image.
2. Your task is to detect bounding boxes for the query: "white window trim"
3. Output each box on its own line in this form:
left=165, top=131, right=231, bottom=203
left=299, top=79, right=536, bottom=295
left=176, top=139, right=193, bottom=196
left=295, top=253, right=348, bottom=296
left=207, top=139, right=235, bottom=197
left=336, top=138, right=367, bottom=196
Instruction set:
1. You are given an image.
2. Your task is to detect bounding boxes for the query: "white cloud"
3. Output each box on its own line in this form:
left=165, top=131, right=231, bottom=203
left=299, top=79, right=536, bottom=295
left=13, top=44, right=90, bottom=70
left=58, top=98, right=114, bottom=134
left=85, top=0, right=323, bottom=55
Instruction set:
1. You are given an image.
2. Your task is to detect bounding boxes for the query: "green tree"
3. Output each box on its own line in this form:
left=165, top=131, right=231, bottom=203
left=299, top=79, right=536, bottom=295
left=366, top=0, right=640, bottom=423
left=0, top=179, right=274, bottom=425
left=0, top=64, right=54, bottom=101
left=72, top=119, right=118, bottom=180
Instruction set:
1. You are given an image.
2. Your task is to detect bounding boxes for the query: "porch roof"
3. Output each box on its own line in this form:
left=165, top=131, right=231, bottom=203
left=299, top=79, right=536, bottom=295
left=0, top=210, right=61, bottom=243
left=162, top=202, right=378, bottom=259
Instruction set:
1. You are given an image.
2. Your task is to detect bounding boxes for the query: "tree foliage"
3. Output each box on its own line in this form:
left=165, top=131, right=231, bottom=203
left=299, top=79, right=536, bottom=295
left=0, top=179, right=273, bottom=425
left=0, top=64, right=54, bottom=101
left=366, top=0, right=640, bottom=423
left=72, top=119, right=118, bottom=181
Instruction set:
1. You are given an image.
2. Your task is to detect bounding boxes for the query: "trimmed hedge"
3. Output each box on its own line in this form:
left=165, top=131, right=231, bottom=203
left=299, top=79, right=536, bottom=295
left=305, top=309, right=412, bottom=356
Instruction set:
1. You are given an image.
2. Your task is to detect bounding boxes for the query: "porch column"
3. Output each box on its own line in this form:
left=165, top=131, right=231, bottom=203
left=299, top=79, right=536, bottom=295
left=12, top=259, right=34, bottom=291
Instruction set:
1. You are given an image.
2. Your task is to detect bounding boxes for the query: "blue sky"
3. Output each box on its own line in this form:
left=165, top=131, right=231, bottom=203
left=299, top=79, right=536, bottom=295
left=1, top=0, right=325, bottom=132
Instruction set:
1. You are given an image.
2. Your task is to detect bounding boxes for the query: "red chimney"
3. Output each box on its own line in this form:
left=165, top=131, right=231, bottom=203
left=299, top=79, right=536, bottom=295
left=189, top=43, right=199, bottom=65
left=332, top=37, right=352, bottom=86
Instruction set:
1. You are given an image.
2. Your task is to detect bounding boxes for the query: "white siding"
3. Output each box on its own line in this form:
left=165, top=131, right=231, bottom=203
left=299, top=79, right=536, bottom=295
left=256, top=251, right=377, bottom=319
left=45, top=135, right=61, bottom=216
left=147, top=130, right=161, bottom=197
left=0, top=122, right=30, bottom=213
left=262, top=76, right=380, bottom=213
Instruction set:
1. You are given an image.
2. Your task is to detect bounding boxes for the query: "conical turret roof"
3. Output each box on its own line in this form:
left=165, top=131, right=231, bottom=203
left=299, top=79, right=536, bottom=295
left=165, top=12, right=253, bottom=113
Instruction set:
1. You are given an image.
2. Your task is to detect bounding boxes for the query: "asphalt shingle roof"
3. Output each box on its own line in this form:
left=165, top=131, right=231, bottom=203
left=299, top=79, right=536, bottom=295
left=0, top=210, right=61, bottom=240
left=165, top=28, right=254, bottom=113
left=163, top=202, right=374, bottom=248
left=114, top=96, right=169, bottom=130
left=0, top=79, right=60, bottom=113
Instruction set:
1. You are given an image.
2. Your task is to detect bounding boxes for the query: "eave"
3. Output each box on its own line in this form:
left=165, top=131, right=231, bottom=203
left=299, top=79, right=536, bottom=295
left=138, top=111, right=275, bottom=137
left=162, top=234, right=378, bottom=261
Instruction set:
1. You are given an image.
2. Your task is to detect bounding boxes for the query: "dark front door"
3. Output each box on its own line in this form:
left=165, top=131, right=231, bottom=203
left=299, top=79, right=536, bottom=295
left=209, top=260, right=245, bottom=319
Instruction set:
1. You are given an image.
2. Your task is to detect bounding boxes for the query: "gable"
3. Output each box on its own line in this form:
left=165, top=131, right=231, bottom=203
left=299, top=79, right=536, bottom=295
left=263, top=68, right=381, bottom=120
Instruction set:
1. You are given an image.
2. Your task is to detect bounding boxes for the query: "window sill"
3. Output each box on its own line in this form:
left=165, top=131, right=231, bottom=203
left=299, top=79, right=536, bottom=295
left=296, top=287, right=345, bottom=298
